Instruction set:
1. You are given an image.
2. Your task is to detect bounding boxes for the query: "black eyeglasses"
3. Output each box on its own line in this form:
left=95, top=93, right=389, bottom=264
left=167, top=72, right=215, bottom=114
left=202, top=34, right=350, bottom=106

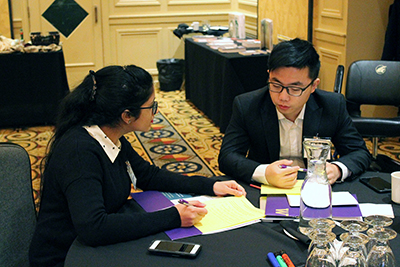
left=133, top=101, right=158, bottom=115
left=267, top=79, right=316, bottom=97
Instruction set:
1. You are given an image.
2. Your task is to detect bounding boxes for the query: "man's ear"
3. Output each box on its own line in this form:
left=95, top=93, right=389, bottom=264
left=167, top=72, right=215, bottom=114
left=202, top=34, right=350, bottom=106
left=311, top=78, right=320, bottom=93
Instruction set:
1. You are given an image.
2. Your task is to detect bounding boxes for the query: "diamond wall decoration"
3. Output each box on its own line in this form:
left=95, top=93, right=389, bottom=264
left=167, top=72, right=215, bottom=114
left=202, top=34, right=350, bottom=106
left=42, top=0, right=88, bottom=38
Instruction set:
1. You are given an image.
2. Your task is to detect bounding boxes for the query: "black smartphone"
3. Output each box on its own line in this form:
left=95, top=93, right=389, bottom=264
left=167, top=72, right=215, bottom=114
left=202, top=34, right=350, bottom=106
left=148, top=240, right=202, bottom=258
left=360, top=177, right=391, bottom=193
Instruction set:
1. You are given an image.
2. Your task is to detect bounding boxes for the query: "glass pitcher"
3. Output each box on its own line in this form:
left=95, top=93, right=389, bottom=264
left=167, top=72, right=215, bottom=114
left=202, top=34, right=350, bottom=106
left=299, top=139, right=333, bottom=236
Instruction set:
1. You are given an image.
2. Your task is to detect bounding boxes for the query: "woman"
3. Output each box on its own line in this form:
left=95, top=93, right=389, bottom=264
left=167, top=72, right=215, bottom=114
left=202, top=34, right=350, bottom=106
left=29, top=65, right=246, bottom=266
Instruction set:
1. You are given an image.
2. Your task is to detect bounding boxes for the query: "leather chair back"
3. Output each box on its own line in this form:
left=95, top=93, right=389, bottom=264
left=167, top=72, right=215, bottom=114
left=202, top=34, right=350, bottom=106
left=346, top=60, right=400, bottom=118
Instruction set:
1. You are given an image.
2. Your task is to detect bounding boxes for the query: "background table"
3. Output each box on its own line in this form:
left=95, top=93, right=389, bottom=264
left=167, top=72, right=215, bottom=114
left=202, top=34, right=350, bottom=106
left=0, top=50, right=69, bottom=128
left=65, top=171, right=400, bottom=267
left=184, top=38, right=269, bottom=133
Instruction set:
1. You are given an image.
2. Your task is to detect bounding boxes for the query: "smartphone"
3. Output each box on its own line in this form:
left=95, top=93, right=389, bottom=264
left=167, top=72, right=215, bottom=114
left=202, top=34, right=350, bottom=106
left=360, top=177, right=391, bottom=193
left=148, top=240, right=202, bottom=258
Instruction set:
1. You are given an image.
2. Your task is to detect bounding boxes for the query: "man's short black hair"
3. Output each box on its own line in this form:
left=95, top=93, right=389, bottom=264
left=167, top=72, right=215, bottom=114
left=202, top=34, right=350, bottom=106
left=268, top=38, right=320, bottom=80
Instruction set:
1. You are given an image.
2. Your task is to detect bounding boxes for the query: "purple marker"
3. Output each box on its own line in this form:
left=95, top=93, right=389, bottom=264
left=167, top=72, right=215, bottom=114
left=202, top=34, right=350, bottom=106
left=178, top=199, right=195, bottom=207
left=279, top=164, right=307, bottom=172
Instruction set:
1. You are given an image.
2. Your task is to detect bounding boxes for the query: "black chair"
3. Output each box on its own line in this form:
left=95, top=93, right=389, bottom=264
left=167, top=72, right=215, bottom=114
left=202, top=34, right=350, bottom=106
left=344, top=60, right=400, bottom=172
left=0, top=143, right=37, bottom=267
left=334, top=65, right=345, bottom=94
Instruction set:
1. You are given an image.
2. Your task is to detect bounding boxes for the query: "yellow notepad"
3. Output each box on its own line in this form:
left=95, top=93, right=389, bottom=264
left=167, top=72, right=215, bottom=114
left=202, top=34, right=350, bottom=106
left=260, top=180, right=304, bottom=195
left=194, top=196, right=265, bottom=234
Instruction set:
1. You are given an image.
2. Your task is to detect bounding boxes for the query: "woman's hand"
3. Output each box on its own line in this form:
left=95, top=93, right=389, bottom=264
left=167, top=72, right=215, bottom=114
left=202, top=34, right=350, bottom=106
left=213, top=180, right=246, bottom=197
left=175, top=200, right=207, bottom=227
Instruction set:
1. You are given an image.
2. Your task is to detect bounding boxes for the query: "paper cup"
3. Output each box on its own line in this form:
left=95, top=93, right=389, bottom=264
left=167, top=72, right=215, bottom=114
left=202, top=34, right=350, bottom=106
left=391, top=171, right=400, bottom=204
left=192, top=22, right=199, bottom=31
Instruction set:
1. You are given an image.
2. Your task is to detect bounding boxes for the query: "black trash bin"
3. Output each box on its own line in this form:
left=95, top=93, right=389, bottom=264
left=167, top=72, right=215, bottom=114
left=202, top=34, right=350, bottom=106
left=156, top=58, right=185, bottom=91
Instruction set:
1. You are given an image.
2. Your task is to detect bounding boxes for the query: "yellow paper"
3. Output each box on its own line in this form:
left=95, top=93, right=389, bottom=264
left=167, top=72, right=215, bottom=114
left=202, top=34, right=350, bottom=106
left=194, top=196, right=265, bottom=234
left=260, top=180, right=304, bottom=195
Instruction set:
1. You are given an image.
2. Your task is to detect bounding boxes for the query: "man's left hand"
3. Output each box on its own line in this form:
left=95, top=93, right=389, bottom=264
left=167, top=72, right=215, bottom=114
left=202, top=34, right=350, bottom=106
left=326, top=162, right=341, bottom=184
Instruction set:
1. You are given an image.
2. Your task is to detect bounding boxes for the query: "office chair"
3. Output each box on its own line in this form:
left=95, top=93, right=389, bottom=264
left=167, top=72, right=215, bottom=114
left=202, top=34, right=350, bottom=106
left=344, top=60, right=400, bottom=172
left=334, top=65, right=345, bottom=94
left=0, top=143, right=37, bottom=267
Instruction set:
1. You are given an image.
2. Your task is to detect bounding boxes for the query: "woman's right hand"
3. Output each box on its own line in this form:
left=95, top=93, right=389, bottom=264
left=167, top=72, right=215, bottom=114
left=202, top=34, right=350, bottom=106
left=175, top=200, right=208, bottom=227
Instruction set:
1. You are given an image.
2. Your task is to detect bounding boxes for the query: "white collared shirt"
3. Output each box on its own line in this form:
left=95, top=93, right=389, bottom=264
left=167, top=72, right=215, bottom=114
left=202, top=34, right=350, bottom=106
left=277, top=105, right=305, bottom=166
left=83, top=125, right=121, bottom=163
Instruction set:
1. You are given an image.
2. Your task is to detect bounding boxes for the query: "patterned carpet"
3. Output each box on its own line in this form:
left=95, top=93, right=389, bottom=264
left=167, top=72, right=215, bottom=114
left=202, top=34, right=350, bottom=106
left=1, top=88, right=400, bottom=210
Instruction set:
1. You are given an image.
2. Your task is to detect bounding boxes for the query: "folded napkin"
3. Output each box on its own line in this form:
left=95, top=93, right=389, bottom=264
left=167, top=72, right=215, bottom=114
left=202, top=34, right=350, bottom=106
left=280, top=220, right=311, bottom=245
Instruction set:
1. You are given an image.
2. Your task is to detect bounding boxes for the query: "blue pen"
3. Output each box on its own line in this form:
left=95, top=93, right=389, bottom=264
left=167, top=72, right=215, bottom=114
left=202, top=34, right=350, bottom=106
left=267, top=252, right=280, bottom=267
left=274, top=252, right=288, bottom=267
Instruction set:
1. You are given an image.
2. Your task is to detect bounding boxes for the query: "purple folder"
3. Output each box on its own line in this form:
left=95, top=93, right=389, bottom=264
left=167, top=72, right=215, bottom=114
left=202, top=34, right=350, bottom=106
left=265, top=194, right=362, bottom=219
left=131, top=191, right=203, bottom=240
left=131, top=191, right=173, bottom=212
left=265, top=195, right=299, bottom=217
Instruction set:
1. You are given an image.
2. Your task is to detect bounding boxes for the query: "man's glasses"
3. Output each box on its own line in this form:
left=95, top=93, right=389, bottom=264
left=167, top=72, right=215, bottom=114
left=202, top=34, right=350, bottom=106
left=134, top=101, right=158, bottom=115
left=267, top=79, right=316, bottom=97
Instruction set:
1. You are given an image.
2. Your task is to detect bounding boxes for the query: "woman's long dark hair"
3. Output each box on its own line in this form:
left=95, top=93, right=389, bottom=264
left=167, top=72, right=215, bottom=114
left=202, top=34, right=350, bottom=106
left=40, top=65, right=153, bottom=195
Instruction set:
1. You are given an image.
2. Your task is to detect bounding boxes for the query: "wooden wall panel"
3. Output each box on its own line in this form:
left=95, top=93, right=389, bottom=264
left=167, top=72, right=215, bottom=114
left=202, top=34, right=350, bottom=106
left=0, top=0, right=11, bottom=38
left=317, top=47, right=342, bottom=92
left=115, top=28, right=162, bottom=74
left=115, top=0, right=161, bottom=7
left=258, top=0, right=309, bottom=44
left=317, top=0, right=347, bottom=37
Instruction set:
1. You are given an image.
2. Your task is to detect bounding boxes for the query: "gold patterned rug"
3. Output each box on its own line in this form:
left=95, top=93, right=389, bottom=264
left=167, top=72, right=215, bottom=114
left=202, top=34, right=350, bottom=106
left=1, top=88, right=399, bottom=211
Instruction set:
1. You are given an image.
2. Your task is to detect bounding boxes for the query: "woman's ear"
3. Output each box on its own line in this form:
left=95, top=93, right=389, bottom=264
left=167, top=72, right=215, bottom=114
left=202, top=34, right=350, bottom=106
left=121, top=110, right=133, bottom=124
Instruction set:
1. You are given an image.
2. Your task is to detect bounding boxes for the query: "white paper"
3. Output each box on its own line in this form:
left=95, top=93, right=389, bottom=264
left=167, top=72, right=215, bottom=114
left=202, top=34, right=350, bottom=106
left=359, top=203, right=394, bottom=218
left=287, top=191, right=358, bottom=207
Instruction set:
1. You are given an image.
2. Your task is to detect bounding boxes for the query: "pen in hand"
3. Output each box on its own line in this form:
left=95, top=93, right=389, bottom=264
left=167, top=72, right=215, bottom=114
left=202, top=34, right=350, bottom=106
left=178, top=199, right=196, bottom=207
left=279, top=164, right=307, bottom=172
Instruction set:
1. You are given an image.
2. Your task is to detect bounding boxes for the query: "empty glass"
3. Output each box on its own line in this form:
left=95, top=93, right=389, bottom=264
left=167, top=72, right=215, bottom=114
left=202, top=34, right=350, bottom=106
left=364, top=215, right=393, bottom=253
left=338, top=234, right=367, bottom=267
left=366, top=227, right=397, bottom=267
left=338, top=220, right=369, bottom=259
left=308, top=218, right=337, bottom=258
left=306, top=231, right=337, bottom=267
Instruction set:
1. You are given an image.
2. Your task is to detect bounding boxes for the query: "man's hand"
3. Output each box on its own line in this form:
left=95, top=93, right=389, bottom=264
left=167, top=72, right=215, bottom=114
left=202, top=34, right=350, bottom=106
left=265, top=159, right=299, bottom=189
left=326, top=162, right=341, bottom=184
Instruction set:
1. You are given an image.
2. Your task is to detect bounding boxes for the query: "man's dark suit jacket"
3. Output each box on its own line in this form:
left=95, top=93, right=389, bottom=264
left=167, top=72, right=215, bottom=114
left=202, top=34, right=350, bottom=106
left=218, top=87, right=371, bottom=184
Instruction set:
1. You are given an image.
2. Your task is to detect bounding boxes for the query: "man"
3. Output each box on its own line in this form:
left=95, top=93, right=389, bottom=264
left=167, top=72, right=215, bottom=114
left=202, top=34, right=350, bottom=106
left=218, top=38, right=371, bottom=188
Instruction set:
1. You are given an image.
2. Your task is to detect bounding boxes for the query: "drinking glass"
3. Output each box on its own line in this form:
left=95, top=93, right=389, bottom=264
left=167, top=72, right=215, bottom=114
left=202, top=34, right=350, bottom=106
left=308, top=218, right=337, bottom=258
left=338, top=239, right=367, bottom=267
left=338, top=234, right=367, bottom=267
left=306, top=231, right=337, bottom=267
left=364, top=215, right=393, bottom=229
left=364, top=215, right=393, bottom=253
left=338, top=220, right=369, bottom=259
left=366, top=227, right=397, bottom=267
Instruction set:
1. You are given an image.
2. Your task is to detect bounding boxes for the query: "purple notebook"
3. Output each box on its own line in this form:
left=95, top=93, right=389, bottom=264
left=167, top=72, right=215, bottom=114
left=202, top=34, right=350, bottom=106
left=265, top=195, right=299, bottom=218
left=265, top=194, right=362, bottom=219
left=131, top=191, right=173, bottom=212
left=131, top=191, right=203, bottom=240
